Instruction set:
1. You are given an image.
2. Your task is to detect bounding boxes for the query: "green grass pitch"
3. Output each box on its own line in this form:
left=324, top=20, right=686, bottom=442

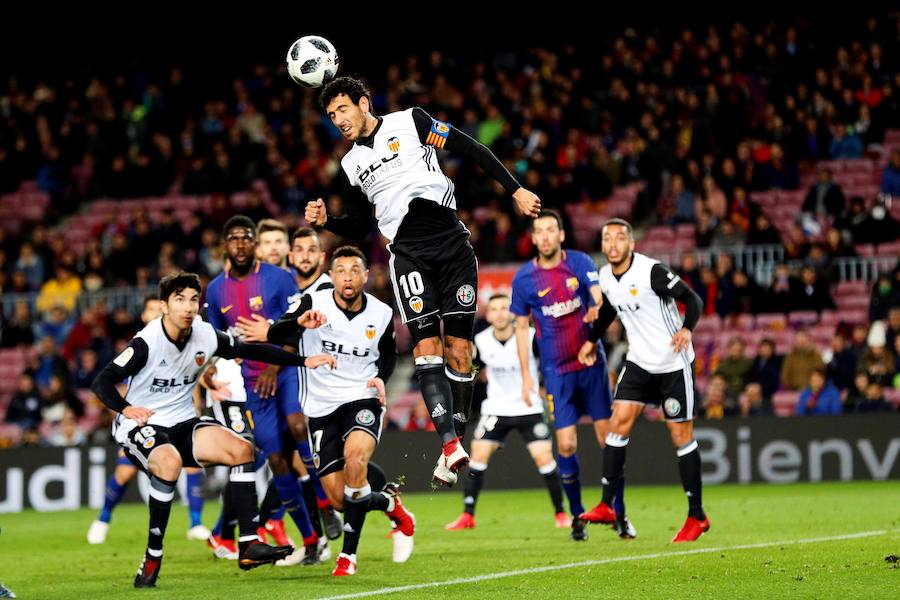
left=1, top=481, right=897, bottom=599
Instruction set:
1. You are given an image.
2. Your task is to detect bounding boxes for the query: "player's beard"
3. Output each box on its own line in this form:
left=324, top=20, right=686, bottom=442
left=607, top=249, right=632, bottom=268
left=230, top=256, right=254, bottom=276
left=538, top=245, right=561, bottom=262
left=296, top=264, right=318, bottom=279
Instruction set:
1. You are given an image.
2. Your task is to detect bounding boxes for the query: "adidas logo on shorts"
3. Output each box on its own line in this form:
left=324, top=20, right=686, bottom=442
left=431, top=403, right=447, bottom=418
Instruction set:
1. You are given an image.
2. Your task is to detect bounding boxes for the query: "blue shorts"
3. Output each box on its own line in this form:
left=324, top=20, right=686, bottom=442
left=246, top=367, right=300, bottom=458
left=543, top=364, right=613, bottom=429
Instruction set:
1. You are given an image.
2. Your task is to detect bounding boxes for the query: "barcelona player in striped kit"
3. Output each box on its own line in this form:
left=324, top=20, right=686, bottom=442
left=205, top=215, right=321, bottom=563
left=510, top=211, right=633, bottom=541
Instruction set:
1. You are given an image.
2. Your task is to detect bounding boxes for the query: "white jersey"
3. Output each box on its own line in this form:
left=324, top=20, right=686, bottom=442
left=340, top=108, right=456, bottom=241
left=474, top=326, right=542, bottom=417
left=598, top=252, right=695, bottom=373
left=288, top=272, right=333, bottom=307
left=205, top=358, right=247, bottom=406
left=113, top=316, right=218, bottom=438
left=300, top=290, right=394, bottom=418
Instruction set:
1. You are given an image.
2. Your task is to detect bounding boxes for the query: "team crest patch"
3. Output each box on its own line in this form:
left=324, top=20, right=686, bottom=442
left=533, top=422, right=550, bottom=440
left=195, top=351, right=206, bottom=367
left=313, top=453, right=320, bottom=469
left=355, top=409, right=376, bottom=426
left=387, top=136, right=401, bottom=153
left=566, top=277, right=579, bottom=292
left=409, top=296, right=424, bottom=313
left=231, top=420, right=246, bottom=433
left=249, top=295, right=263, bottom=311
left=456, top=284, right=476, bottom=306
left=142, top=437, right=155, bottom=450
left=664, top=397, right=681, bottom=417
left=365, top=325, right=377, bottom=340
left=629, top=284, right=639, bottom=297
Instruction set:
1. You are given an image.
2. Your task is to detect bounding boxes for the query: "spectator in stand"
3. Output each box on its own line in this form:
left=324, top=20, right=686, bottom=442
left=4, top=373, right=43, bottom=429
left=869, top=274, right=899, bottom=322
left=822, top=226, right=855, bottom=259
left=35, top=264, right=82, bottom=314
left=857, top=381, right=892, bottom=413
left=859, top=196, right=900, bottom=245
left=781, top=331, right=825, bottom=391
left=859, top=321, right=896, bottom=387
left=740, top=383, right=771, bottom=417
left=793, top=266, right=836, bottom=313
left=703, top=374, right=737, bottom=420
left=844, top=370, right=869, bottom=413
left=667, top=173, right=698, bottom=225
left=828, top=123, right=864, bottom=159
left=796, top=368, right=842, bottom=416
left=48, top=408, right=87, bottom=448
left=746, top=213, right=783, bottom=246
left=731, top=269, right=763, bottom=315
left=715, top=338, right=753, bottom=398
left=881, top=149, right=900, bottom=197
left=802, top=168, right=846, bottom=219
left=14, top=242, right=44, bottom=291
left=678, top=253, right=703, bottom=294
left=765, top=264, right=795, bottom=313
left=885, top=306, right=900, bottom=351
left=41, top=373, right=84, bottom=421
left=0, top=300, right=35, bottom=347
left=761, top=143, right=799, bottom=190
left=73, top=349, right=101, bottom=389
left=826, top=334, right=858, bottom=391
left=27, top=336, right=69, bottom=391
left=747, top=338, right=783, bottom=404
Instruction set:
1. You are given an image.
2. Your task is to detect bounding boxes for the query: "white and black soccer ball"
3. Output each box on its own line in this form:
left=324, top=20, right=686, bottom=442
left=286, top=35, right=339, bottom=88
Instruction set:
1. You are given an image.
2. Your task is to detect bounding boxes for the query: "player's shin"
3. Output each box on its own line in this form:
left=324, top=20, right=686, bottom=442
left=218, top=482, right=238, bottom=541
left=601, top=433, right=628, bottom=506
left=299, top=475, right=324, bottom=538
left=677, top=440, right=705, bottom=519
left=446, top=367, right=475, bottom=439
left=229, top=463, right=265, bottom=547
left=557, top=453, right=585, bottom=516
left=272, top=473, right=317, bottom=543
left=464, top=461, right=487, bottom=515
left=147, top=476, right=177, bottom=556
left=341, top=484, right=373, bottom=557
left=298, top=442, right=330, bottom=503
left=186, top=470, right=205, bottom=528
left=99, top=474, right=128, bottom=523
left=538, top=460, right=565, bottom=515
left=414, top=357, right=457, bottom=444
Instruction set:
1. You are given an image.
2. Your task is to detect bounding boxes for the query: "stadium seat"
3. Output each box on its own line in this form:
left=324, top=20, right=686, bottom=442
left=773, top=391, right=800, bottom=417
left=788, top=311, right=819, bottom=327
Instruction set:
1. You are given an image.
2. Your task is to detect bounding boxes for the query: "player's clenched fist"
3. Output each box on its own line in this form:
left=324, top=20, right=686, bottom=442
left=305, top=198, right=327, bottom=227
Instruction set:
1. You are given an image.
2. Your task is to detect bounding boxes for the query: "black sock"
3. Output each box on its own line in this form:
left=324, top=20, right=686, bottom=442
left=229, top=463, right=262, bottom=547
left=367, top=461, right=387, bottom=492
left=540, top=463, right=565, bottom=514
left=446, top=366, right=475, bottom=440
left=341, top=484, right=373, bottom=556
left=220, top=481, right=238, bottom=541
left=463, top=463, right=486, bottom=516
left=147, top=476, right=176, bottom=556
left=677, top=441, right=705, bottom=520
left=601, top=434, right=628, bottom=506
left=300, top=476, right=324, bottom=538
left=257, top=480, right=281, bottom=526
left=415, top=361, right=457, bottom=444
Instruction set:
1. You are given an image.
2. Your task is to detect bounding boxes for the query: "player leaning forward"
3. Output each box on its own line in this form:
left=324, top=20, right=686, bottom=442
left=259, top=246, right=415, bottom=576
left=577, top=219, right=710, bottom=542
left=91, top=272, right=336, bottom=587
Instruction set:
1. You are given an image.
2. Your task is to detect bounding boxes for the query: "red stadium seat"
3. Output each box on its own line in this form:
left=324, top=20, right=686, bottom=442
left=773, top=391, right=800, bottom=416
left=755, top=313, right=787, bottom=330
left=788, top=311, right=819, bottom=327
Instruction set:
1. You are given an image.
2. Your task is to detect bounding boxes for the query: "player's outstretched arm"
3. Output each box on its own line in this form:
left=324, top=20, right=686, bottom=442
left=514, top=316, right=535, bottom=406
left=215, top=330, right=336, bottom=369
left=411, top=107, right=540, bottom=217
left=266, top=295, right=327, bottom=345
left=306, top=172, right=374, bottom=240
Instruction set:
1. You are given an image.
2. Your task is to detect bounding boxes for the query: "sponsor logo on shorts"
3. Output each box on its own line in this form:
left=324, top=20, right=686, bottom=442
left=533, top=422, right=550, bottom=439
left=664, top=397, right=681, bottom=417
left=356, top=409, right=376, bottom=426
left=409, top=296, right=423, bottom=313
left=457, top=284, right=476, bottom=306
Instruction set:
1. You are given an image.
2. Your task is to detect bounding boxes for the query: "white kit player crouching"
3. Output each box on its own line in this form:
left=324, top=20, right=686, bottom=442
left=91, top=272, right=336, bottom=588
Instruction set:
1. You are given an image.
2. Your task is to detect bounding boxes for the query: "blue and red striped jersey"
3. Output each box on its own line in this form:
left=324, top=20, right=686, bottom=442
left=205, top=261, right=299, bottom=383
left=510, top=250, right=604, bottom=375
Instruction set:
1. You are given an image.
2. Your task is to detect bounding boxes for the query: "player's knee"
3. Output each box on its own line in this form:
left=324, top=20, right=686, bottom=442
left=290, top=419, right=308, bottom=441
left=266, top=451, right=289, bottom=475
left=148, top=447, right=181, bottom=478
left=444, top=340, right=472, bottom=372
left=414, top=336, right=442, bottom=357
left=557, top=439, right=577, bottom=456
left=232, top=439, right=254, bottom=464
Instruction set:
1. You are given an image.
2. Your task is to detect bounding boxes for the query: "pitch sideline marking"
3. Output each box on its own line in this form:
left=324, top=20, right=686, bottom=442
left=317, top=529, right=896, bottom=599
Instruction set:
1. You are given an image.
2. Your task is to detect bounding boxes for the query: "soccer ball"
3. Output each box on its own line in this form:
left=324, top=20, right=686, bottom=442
left=286, top=35, right=339, bottom=88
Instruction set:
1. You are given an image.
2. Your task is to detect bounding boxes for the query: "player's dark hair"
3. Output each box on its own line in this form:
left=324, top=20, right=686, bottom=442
left=222, top=215, right=256, bottom=239
left=488, top=293, right=510, bottom=303
left=330, top=245, right=367, bottom=268
left=291, top=226, right=321, bottom=248
left=604, top=218, right=633, bottom=238
left=319, top=76, right=372, bottom=112
left=531, top=209, right=563, bottom=230
left=759, top=338, right=775, bottom=349
left=257, top=218, right=288, bottom=239
left=159, top=272, right=201, bottom=303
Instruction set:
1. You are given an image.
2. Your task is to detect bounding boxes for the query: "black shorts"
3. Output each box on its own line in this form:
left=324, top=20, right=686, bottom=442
left=212, top=400, right=255, bottom=443
left=473, top=413, right=552, bottom=446
left=614, top=360, right=696, bottom=421
left=307, top=399, right=386, bottom=477
left=117, top=416, right=230, bottom=473
left=388, top=229, right=478, bottom=328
